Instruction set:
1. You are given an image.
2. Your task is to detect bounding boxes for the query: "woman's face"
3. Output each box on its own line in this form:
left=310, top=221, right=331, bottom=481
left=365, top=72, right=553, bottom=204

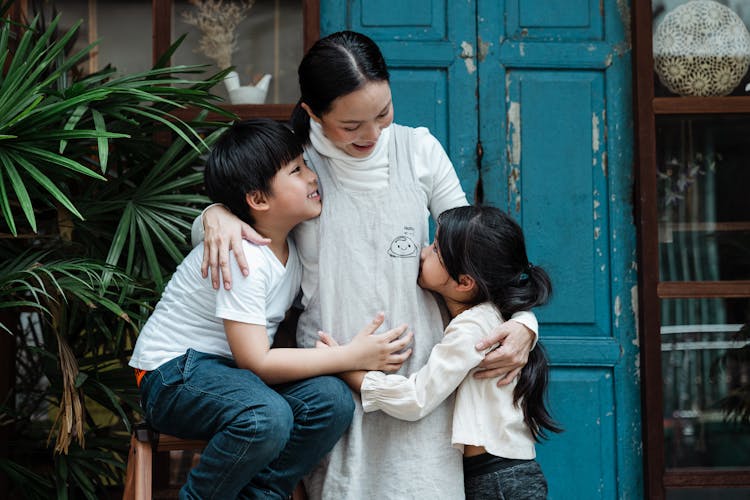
left=313, top=81, right=394, bottom=158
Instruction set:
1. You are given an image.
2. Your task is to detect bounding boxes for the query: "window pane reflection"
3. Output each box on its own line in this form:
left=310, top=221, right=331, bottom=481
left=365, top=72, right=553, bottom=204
left=656, top=117, right=750, bottom=282
left=53, top=1, right=153, bottom=76
left=661, top=298, right=750, bottom=469
left=172, top=0, right=303, bottom=104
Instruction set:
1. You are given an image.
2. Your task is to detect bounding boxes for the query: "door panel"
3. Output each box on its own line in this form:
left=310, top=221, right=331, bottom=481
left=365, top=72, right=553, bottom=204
left=545, top=368, right=617, bottom=499
left=505, top=70, right=608, bottom=328
left=506, top=0, right=605, bottom=40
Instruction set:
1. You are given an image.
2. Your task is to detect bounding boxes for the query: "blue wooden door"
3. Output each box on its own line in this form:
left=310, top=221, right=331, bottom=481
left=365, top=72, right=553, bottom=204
left=321, top=1, right=640, bottom=498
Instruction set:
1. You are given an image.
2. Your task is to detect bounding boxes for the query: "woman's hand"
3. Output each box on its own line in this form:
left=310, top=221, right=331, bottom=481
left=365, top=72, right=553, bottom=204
left=201, top=205, right=270, bottom=290
left=473, top=320, right=534, bottom=386
left=345, top=312, right=413, bottom=372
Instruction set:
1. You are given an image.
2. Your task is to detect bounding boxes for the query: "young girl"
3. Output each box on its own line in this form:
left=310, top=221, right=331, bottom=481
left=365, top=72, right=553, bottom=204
left=334, top=205, right=562, bottom=500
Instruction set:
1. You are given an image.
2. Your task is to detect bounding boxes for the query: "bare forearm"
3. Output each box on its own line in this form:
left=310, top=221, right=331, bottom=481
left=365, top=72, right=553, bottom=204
left=227, top=315, right=412, bottom=386
left=340, top=370, right=367, bottom=392
left=238, top=346, right=356, bottom=385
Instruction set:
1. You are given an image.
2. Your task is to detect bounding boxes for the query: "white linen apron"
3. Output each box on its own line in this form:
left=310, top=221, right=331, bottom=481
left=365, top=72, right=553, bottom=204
left=297, top=124, right=464, bottom=500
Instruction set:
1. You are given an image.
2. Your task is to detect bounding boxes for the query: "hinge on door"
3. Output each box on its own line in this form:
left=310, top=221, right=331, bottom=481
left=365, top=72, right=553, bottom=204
left=475, top=139, right=484, bottom=204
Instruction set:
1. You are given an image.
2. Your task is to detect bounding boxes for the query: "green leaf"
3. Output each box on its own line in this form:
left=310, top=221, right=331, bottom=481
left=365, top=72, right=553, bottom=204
left=154, top=33, right=187, bottom=69
left=136, top=210, right=185, bottom=264
left=1, top=94, right=44, bottom=130
left=74, top=372, right=89, bottom=388
left=14, top=156, right=84, bottom=220
left=0, top=168, right=17, bottom=235
left=104, top=203, right=135, bottom=281
left=120, top=105, right=205, bottom=152
left=134, top=212, right=163, bottom=285
left=59, top=104, right=88, bottom=153
left=91, top=108, right=109, bottom=172
left=89, top=379, right=130, bottom=435
left=12, top=145, right=107, bottom=180
left=0, top=459, right=53, bottom=496
left=0, top=150, right=35, bottom=231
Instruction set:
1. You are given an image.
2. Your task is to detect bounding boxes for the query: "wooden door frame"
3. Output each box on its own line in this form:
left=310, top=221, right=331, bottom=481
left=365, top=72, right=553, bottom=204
left=631, top=0, right=664, bottom=497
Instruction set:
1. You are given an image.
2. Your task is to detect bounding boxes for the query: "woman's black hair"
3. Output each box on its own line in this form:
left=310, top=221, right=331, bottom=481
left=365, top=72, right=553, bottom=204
left=436, top=205, right=562, bottom=441
left=204, top=119, right=303, bottom=226
left=290, top=30, right=390, bottom=141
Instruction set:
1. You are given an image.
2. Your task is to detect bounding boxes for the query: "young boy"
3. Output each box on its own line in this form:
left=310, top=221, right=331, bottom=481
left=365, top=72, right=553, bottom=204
left=129, top=119, right=412, bottom=499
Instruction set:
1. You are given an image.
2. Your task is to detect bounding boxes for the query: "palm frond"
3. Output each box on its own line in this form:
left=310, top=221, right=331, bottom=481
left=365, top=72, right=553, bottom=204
left=0, top=249, right=133, bottom=335
left=0, top=16, right=230, bottom=235
left=1, top=5, right=234, bottom=496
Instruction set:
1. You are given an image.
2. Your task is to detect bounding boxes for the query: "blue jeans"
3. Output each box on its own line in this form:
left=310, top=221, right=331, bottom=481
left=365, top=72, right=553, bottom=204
left=139, top=349, right=354, bottom=499
left=463, top=455, right=548, bottom=500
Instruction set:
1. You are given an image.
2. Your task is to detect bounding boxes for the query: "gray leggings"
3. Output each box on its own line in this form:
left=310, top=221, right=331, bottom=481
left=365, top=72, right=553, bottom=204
left=464, top=454, right=548, bottom=500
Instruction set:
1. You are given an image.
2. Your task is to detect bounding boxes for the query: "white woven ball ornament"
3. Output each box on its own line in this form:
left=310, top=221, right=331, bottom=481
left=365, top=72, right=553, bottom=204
left=653, top=0, right=750, bottom=96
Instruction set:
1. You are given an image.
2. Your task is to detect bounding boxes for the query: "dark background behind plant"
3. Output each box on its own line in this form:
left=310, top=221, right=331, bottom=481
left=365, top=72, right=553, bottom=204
left=0, top=2, right=234, bottom=497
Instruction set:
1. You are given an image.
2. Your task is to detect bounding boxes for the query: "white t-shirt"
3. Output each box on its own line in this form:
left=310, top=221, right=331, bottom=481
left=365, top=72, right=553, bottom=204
left=360, top=302, right=537, bottom=460
left=129, top=239, right=301, bottom=371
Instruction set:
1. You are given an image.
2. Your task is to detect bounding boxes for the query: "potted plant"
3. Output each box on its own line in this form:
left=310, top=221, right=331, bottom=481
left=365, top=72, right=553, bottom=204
left=0, top=3, right=234, bottom=497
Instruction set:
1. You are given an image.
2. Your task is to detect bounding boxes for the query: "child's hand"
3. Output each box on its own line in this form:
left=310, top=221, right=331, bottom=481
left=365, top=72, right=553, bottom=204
left=346, top=312, right=413, bottom=372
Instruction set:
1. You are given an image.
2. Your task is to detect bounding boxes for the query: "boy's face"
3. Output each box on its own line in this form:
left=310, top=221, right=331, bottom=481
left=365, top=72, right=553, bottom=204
left=267, top=154, right=321, bottom=223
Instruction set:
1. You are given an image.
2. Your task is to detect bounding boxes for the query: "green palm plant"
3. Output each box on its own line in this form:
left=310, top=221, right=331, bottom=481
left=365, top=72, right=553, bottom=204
left=0, top=5, right=234, bottom=498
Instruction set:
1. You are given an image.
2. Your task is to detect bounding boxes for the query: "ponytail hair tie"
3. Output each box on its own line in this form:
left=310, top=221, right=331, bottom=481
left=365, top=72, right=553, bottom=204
left=518, top=263, right=533, bottom=284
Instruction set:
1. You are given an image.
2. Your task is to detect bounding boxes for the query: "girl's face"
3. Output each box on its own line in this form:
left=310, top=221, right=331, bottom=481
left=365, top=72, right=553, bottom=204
left=314, top=81, right=394, bottom=158
left=418, top=239, right=455, bottom=295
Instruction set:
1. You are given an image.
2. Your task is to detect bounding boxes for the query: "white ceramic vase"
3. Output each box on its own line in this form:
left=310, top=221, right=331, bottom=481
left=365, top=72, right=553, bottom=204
left=223, top=71, right=272, bottom=104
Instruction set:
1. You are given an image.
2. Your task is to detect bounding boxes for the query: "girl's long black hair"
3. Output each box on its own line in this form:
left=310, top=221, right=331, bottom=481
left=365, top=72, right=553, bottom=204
left=436, top=205, right=562, bottom=441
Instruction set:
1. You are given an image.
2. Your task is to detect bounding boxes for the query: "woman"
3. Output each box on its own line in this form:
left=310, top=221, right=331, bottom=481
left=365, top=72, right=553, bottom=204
left=194, top=31, right=538, bottom=500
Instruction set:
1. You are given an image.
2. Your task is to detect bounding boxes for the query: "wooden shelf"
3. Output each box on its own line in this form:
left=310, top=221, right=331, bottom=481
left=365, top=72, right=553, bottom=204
left=654, top=96, right=750, bottom=115
left=172, top=104, right=295, bottom=123
left=664, top=469, right=750, bottom=488
left=660, top=222, right=750, bottom=233
left=658, top=281, right=750, bottom=299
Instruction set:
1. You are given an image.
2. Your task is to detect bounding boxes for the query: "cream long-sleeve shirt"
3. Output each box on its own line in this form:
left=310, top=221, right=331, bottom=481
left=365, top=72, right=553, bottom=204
left=360, top=302, right=537, bottom=460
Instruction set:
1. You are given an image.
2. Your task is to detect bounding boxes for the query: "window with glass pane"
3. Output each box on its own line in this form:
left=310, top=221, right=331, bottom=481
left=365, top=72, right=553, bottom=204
left=51, top=1, right=153, bottom=76
left=656, top=116, right=750, bottom=472
left=171, top=0, right=303, bottom=105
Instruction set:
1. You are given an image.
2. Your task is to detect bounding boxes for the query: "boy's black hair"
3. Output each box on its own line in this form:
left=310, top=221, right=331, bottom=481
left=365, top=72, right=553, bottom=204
left=204, top=119, right=304, bottom=225
left=436, top=205, right=563, bottom=442
left=290, top=30, right=390, bottom=142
